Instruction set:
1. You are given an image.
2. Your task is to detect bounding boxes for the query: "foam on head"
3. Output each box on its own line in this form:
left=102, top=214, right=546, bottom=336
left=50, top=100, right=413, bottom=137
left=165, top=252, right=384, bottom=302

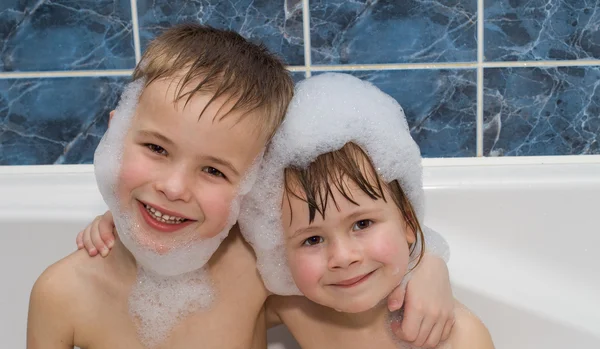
left=239, top=73, right=449, bottom=296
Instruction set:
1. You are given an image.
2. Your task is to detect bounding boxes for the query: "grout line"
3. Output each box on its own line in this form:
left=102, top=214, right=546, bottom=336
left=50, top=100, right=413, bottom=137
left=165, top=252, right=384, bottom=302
left=476, top=0, right=484, bottom=157
left=0, top=70, right=134, bottom=79
left=286, top=66, right=307, bottom=72
left=302, top=0, right=312, bottom=77
left=299, top=59, right=600, bottom=71
left=311, top=62, right=478, bottom=71
left=0, top=67, right=306, bottom=80
left=2, top=61, right=599, bottom=80
left=483, top=60, right=600, bottom=68
left=130, top=0, right=142, bottom=63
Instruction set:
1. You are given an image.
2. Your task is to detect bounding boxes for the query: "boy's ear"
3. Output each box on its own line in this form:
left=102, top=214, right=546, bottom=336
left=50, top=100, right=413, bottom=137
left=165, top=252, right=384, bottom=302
left=108, top=110, right=115, bottom=127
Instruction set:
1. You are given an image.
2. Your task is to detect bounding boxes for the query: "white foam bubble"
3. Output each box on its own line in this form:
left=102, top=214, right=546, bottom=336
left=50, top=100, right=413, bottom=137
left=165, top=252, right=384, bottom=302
left=239, top=73, right=450, bottom=295
left=94, top=79, right=144, bottom=203
left=421, top=225, right=451, bottom=263
left=129, top=267, right=214, bottom=347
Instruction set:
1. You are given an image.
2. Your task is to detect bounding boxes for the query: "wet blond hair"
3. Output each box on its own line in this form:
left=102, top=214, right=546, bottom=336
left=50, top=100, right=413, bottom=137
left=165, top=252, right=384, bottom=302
left=132, top=23, right=294, bottom=141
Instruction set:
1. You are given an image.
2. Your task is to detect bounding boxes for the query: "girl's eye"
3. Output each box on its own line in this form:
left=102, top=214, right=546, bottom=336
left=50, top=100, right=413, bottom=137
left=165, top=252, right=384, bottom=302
left=352, top=219, right=373, bottom=231
left=145, top=143, right=167, bottom=156
left=302, top=236, right=324, bottom=246
left=202, top=167, right=226, bottom=178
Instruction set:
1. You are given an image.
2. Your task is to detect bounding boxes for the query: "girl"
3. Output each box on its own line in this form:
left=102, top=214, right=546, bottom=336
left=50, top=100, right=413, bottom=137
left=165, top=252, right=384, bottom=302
left=238, top=73, right=494, bottom=348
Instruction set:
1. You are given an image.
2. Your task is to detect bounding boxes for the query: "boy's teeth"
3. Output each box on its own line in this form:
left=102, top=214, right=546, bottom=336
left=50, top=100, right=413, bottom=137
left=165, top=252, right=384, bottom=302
left=143, top=204, right=187, bottom=224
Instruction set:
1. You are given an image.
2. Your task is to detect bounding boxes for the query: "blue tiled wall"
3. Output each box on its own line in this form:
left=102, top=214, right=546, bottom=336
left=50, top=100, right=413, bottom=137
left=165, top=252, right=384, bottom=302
left=1, top=0, right=598, bottom=165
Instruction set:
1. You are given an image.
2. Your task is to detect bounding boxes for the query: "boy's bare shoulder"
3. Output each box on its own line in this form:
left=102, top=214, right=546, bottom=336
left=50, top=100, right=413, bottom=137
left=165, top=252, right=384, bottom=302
left=33, top=250, right=90, bottom=295
left=31, top=249, right=116, bottom=314
left=28, top=250, right=98, bottom=336
left=449, top=301, right=495, bottom=349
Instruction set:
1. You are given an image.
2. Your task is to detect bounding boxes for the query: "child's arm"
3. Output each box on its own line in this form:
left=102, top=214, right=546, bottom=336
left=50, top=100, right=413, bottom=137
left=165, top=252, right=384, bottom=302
left=386, top=227, right=454, bottom=348
left=265, top=295, right=284, bottom=328
left=76, top=211, right=116, bottom=257
left=74, top=214, right=456, bottom=348
left=27, top=266, right=75, bottom=349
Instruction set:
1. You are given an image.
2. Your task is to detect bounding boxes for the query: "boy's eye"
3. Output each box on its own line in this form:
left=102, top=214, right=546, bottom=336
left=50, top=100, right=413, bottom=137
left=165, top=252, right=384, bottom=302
left=302, top=236, right=324, bottom=246
left=145, top=143, right=167, bottom=156
left=202, top=167, right=226, bottom=178
left=352, top=220, right=373, bottom=231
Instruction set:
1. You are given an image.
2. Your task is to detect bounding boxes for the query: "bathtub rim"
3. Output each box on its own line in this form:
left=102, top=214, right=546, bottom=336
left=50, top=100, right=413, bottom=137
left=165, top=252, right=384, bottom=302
left=1, top=155, right=599, bottom=220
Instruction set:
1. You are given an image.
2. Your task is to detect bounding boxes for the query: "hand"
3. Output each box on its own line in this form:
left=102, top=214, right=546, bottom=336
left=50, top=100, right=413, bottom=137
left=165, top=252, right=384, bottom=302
left=387, top=253, right=455, bottom=348
left=75, top=211, right=116, bottom=257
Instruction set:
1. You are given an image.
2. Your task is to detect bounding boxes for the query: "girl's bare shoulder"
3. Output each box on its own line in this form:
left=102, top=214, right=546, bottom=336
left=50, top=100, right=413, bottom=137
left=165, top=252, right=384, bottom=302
left=448, top=301, right=495, bottom=349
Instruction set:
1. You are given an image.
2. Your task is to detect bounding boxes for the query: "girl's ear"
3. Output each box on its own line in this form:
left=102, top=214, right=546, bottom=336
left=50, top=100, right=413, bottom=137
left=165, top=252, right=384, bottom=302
left=404, top=219, right=417, bottom=245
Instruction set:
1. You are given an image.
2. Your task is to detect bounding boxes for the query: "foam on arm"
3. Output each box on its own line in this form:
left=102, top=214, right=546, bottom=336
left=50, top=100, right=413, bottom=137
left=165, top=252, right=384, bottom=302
left=422, top=226, right=450, bottom=263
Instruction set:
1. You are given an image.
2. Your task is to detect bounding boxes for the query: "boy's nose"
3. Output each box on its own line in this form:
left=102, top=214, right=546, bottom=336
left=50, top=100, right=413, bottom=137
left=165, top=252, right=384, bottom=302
left=155, top=168, right=193, bottom=202
left=327, top=238, right=362, bottom=270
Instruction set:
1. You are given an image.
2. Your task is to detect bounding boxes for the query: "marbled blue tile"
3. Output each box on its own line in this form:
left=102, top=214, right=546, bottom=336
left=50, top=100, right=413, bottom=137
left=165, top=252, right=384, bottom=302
left=314, top=70, right=477, bottom=157
left=483, top=67, right=600, bottom=156
left=291, top=71, right=307, bottom=84
left=310, top=0, right=477, bottom=65
left=136, top=0, right=304, bottom=65
left=485, top=0, right=600, bottom=61
left=0, top=77, right=128, bottom=165
left=0, top=0, right=135, bottom=72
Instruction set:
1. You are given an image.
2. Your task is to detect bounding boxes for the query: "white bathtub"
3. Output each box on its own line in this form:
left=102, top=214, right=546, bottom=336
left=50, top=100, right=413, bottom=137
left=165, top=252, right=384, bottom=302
left=1, top=156, right=599, bottom=349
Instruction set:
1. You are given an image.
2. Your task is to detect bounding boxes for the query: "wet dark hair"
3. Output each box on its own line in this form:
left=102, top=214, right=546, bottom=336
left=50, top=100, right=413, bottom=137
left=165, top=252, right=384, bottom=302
left=284, top=142, right=425, bottom=266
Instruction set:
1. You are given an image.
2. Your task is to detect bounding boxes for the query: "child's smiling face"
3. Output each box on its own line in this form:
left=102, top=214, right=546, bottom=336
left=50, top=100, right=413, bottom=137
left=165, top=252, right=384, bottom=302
left=114, top=76, right=267, bottom=255
left=282, top=176, right=416, bottom=313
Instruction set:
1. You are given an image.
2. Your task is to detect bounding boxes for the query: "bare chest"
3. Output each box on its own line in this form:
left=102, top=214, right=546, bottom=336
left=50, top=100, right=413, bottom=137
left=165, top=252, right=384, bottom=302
left=75, top=294, right=268, bottom=349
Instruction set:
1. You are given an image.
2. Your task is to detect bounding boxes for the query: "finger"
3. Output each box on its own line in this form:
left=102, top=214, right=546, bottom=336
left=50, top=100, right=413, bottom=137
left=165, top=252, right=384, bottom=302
left=441, top=317, right=455, bottom=341
left=413, top=317, right=435, bottom=347
left=76, top=230, right=84, bottom=249
left=99, top=211, right=115, bottom=248
left=387, top=287, right=406, bottom=311
left=91, top=218, right=109, bottom=257
left=82, top=221, right=98, bottom=257
left=424, top=321, right=445, bottom=348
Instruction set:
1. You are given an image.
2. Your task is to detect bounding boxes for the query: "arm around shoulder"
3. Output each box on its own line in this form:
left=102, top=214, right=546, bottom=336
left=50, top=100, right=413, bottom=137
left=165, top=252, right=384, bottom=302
left=27, top=262, right=78, bottom=349
left=451, top=304, right=495, bottom=349
left=264, top=295, right=284, bottom=329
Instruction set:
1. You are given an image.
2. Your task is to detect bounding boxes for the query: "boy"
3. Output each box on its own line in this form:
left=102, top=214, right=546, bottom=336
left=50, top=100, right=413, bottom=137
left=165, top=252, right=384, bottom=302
left=27, top=23, right=293, bottom=349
